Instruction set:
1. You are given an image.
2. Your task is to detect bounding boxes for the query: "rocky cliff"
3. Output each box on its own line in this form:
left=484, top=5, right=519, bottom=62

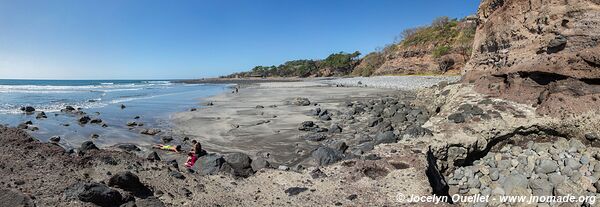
left=464, top=0, right=600, bottom=117
left=364, top=17, right=477, bottom=76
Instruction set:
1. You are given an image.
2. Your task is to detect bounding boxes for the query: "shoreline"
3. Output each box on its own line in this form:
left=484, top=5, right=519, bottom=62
left=1, top=75, right=599, bottom=206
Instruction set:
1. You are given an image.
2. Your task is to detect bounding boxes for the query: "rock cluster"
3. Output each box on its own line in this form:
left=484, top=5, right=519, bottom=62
left=448, top=138, right=600, bottom=206
left=296, top=95, right=435, bottom=166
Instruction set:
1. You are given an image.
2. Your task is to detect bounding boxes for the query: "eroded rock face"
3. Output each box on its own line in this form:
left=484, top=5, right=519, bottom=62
left=464, top=0, right=600, bottom=117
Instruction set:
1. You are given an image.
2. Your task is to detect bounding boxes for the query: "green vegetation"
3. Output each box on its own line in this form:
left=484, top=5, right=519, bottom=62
left=319, top=51, right=361, bottom=75
left=224, top=16, right=476, bottom=78
left=432, top=45, right=451, bottom=58
left=352, top=52, right=385, bottom=77
left=223, top=51, right=359, bottom=78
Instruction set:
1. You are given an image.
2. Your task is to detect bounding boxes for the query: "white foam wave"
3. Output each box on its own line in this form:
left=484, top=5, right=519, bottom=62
left=0, top=101, right=109, bottom=114
left=0, top=82, right=172, bottom=93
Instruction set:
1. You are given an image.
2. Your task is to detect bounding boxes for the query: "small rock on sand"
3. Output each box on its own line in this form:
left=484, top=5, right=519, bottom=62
left=284, top=187, right=308, bottom=196
left=140, top=128, right=161, bottom=136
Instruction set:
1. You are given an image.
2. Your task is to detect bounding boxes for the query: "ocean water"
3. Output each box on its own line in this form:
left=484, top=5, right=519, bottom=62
left=0, top=79, right=228, bottom=149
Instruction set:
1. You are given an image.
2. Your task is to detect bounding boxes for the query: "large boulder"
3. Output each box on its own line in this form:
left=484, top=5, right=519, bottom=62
left=196, top=153, right=225, bottom=175
left=20, top=106, right=35, bottom=113
left=65, top=182, right=124, bottom=207
left=311, top=146, right=343, bottom=166
left=222, top=152, right=254, bottom=177
left=107, top=171, right=146, bottom=192
left=251, top=157, right=270, bottom=171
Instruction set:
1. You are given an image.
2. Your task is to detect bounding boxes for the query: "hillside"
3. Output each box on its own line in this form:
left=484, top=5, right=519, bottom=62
left=225, top=16, right=476, bottom=78
left=358, top=16, right=477, bottom=76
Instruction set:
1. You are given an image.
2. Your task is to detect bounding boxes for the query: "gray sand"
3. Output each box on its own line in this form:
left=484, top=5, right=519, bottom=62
left=171, top=82, right=396, bottom=165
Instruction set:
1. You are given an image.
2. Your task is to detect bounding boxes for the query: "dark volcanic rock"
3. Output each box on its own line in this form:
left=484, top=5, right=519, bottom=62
left=146, top=151, right=161, bottom=161
left=284, top=187, right=308, bottom=196
left=331, top=141, right=348, bottom=154
left=319, top=114, right=332, bottom=121
left=448, top=113, right=465, bottom=123
left=78, top=116, right=91, bottom=124
left=115, top=144, right=141, bottom=152
left=36, top=111, right=47, bottom=119
left=65, top=182, right=124, bottom=207
left=298, top=121, right=316, bottom=131
left=375, top=131, right=397, bottom=144
left=196, top=153, right=225, bottom=175
left=161, top=136, right=174, bottom=143
left=49, top=135, right=61, bottom=143
left=140, top=128, right=161, bottom=136
left=546, top=35, right=567, bottom=54
left=20, top=106, right=35, bottom=113
left=302, top=133, right=327, bottom=142
left=222, top=152, right=254, bottom=177
left=310, top=127, right=328, bottom=133
left=17, top=123, right=28, bottom=129
left=90, top=118, right=102, bottom=124
left=107, top=171, right=145, bottom=192
left=80, top=141, right=99, bottom=153
left=585, top=132, right=599, bottom=141
left=169, top=171, right=185, bottom=179
left=367, top=117, right=383, bottom=127
left=311, top=108, right=322, bottom=116
left=403, top=126, right=433, bottom=138
left=312, top=146, right=343, bottom=166
left=291, top=97, right=311, bottom=106
left=251, top=157, right=270, bottom=171
left=62, top=105, right=76, bottom=112
left=309, top=168, right=327, bottom=179
left=329, top=124, right=342, bottom=133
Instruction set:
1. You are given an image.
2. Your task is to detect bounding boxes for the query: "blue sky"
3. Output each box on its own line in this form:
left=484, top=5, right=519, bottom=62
left=0, top=0, right=480, bottom=80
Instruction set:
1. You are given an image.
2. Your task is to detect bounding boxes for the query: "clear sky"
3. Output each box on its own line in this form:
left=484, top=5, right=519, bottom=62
left=0, top=0, right=480, bottom=80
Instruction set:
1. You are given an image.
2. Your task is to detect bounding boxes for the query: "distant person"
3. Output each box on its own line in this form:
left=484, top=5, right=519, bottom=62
left=191, top=140, right=204, bottom=156
left=184, top=152, right=198, bottom=168
left=187, top=140, right=204, bottom=169
left=152, top=144, right=181, bottom=153
left=235, top=87, right=239, bottom=93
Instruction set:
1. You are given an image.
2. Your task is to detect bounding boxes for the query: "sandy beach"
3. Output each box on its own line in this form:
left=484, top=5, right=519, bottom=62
left=171, top=81, right=398, bottom=165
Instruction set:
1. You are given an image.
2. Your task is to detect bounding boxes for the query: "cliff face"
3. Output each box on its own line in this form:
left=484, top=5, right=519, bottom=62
left=374, top=44, right=468, bottom=76
left=465, top=0, right=600, bottom=117
left=368, top=18, right=476, bottom=76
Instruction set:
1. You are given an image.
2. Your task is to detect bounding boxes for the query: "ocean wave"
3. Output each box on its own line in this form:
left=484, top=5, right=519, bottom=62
left=142, top=80, right=171, bottom=84
left=0, top=101, right=108, bottom=114
left=0, top=82, right=171, bottom=93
